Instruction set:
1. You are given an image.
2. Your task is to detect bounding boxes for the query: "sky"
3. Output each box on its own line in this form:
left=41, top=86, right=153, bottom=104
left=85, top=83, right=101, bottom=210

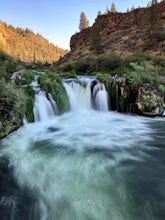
left=0, top=0, right=155, bottom=50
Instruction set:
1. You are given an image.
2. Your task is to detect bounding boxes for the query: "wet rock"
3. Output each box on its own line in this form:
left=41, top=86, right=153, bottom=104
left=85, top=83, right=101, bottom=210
left=136, top=84, right=164, bottom=116
left=106, top=76, right=164, bottom=116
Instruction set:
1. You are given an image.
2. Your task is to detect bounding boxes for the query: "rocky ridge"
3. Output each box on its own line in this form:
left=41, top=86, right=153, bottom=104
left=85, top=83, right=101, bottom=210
left=59, top=1, right=165, bottom=65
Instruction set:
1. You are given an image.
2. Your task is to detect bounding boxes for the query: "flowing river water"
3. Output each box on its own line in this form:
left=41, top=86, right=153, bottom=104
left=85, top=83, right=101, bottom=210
left=0, top=77, right=165, bottom=220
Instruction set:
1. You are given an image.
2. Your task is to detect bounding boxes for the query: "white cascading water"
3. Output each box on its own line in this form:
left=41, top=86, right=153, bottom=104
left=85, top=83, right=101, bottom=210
left=33, top=91, right=56, bottom=122
left=31, top=76, right=58, bottom=122
left=64, top=76, right=109, bottom=112
left=93, top=83, right=109, bottom=112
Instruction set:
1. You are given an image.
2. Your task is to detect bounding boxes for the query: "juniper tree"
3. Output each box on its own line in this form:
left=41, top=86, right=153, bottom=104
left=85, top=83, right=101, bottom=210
left=79, top=12, right=89, bottom=31
left=110, top=2, right=117, bottom=13
left=97, top=10, right=102, bottom=16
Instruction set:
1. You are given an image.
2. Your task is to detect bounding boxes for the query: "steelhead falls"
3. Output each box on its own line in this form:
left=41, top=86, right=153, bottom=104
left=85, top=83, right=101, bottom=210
left=0, top=76, right=165, bottom=220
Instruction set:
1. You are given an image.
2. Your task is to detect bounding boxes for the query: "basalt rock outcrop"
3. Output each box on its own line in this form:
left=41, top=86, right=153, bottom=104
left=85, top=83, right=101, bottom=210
left=58, top=1, right=165, bottom=65
left=136, top=83, right=164, bottom=116
left=106, top=76, right=164, bottom=116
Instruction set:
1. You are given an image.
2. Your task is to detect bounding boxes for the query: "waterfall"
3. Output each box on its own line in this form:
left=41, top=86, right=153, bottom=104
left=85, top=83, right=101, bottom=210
left=31, top=75, right=109, bottom=122
left=64, top=76, right=109, bottom=112
left=31, top=76, right=58, bottom=122
left=63, top=80, right=92, bottom=111
left=33, top=91, right=57, bottom=122
left=92, top=83, right=109, bottom=112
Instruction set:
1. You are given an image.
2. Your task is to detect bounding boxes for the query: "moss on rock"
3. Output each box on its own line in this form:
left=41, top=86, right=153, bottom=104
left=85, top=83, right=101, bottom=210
left=23, top=85, right=35, bottom=122
left=38, top=72, right=69, bottom=114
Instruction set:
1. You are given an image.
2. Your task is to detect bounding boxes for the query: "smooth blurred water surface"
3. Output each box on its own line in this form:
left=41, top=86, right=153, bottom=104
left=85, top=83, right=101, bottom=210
left=0, top=111, right=165, bottom=220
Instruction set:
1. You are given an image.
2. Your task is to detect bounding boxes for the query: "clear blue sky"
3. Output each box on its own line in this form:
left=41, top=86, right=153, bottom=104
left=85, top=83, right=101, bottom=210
left=0, top=0, right=154, bottom=50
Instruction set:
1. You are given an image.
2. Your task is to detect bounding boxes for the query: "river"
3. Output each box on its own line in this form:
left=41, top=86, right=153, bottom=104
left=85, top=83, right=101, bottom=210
left=0, top=77, right=165, bottom=220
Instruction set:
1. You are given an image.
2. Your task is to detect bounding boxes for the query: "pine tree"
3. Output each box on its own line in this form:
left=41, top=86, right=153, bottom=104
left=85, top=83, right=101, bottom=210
left=79, top=12, right=89, bottom=31
left=97, top=10, right=102, bottom=16
left=130, top=6, right=135, bottom=11
left=110, top=2, right=117, bottom=13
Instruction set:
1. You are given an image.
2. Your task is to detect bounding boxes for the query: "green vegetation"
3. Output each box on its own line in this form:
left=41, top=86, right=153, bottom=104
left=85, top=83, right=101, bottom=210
left=59, top=52, right=165, bottom=92
left=24, top=85, right=35, bottom=122
left=0, top=50, right=22, bottom=81
left=0, top=80, right=27, bottom=138
left=60, top=53, right=122, bottom=75
left=38, top=72, right=69, bottom=114
left=0, top=50, right=37, bottom=137
left=21, top=70, right=36, bottom=85
left=124, top=60, right=165, bottom=90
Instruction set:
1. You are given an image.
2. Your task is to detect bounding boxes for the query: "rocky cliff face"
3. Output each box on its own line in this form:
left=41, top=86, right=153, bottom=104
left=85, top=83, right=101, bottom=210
left=106, top=76, right=164, bottom=116
left=60, top=2, right=165, bottom=65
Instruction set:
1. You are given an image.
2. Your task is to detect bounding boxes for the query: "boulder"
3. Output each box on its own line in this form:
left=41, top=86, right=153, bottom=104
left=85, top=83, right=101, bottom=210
left=11, top=70, right=25, bottom=83
left=136, top=83, right=164, bottom=116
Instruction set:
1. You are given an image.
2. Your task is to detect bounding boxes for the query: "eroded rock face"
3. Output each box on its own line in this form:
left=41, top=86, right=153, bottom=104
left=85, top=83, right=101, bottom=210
left=106, top=76, right=137, bottom=113
left=136, top=84, right=164, bottom=116
left=106, top=76, right=164, bottom=116
left=58, top=1, right=165, bottom=65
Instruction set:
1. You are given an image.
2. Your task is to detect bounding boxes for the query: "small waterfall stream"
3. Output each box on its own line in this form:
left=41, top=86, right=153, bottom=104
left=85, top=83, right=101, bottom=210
left=31, top=76, right=58, bottom=122
left=63, top=76, right=109, bottom=112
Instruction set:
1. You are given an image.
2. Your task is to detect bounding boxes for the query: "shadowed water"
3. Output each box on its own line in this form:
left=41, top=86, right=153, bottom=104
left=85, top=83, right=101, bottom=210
left=0, top=110, right=165, bottom=220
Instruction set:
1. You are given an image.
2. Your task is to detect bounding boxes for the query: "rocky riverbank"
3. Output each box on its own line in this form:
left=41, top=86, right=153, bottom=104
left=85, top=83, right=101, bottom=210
left=106, top=75, right=164, bottom=116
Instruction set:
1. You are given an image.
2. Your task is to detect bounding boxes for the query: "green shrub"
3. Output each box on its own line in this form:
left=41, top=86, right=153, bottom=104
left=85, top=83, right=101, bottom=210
left=62, top=63, right=74, bottom=72
left=123, top=52, right=151, bottom=67
left=126, top=61, right=164, bottom=88
left=86, top=56, right=97, bottom=72
left=22, top=70, right=35, bottom=85
left=74, top=60, right=89, bottom=74
left=96, top=53, right=121, bottom=72
left=59, top=71, right=76, bottom=79
left=152, top=56, right=165, bottom=68
left=96, top=72, right=110, bottom=83
left=0, top=81, right=27, bottom=138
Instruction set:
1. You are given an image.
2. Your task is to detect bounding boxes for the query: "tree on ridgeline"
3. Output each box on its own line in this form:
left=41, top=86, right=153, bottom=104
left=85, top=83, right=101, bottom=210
left=110, top=2, right=117, bottom=13
left=79, top=12, right=89, bottom=31
left=130, top=6, right=135, bottom=11
left=97, top=10, right=102, bottom=16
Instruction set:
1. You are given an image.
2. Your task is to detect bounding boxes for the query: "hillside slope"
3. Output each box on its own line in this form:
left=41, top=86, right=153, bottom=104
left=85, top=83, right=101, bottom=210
left=0, top=21, right=67, bottom=64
